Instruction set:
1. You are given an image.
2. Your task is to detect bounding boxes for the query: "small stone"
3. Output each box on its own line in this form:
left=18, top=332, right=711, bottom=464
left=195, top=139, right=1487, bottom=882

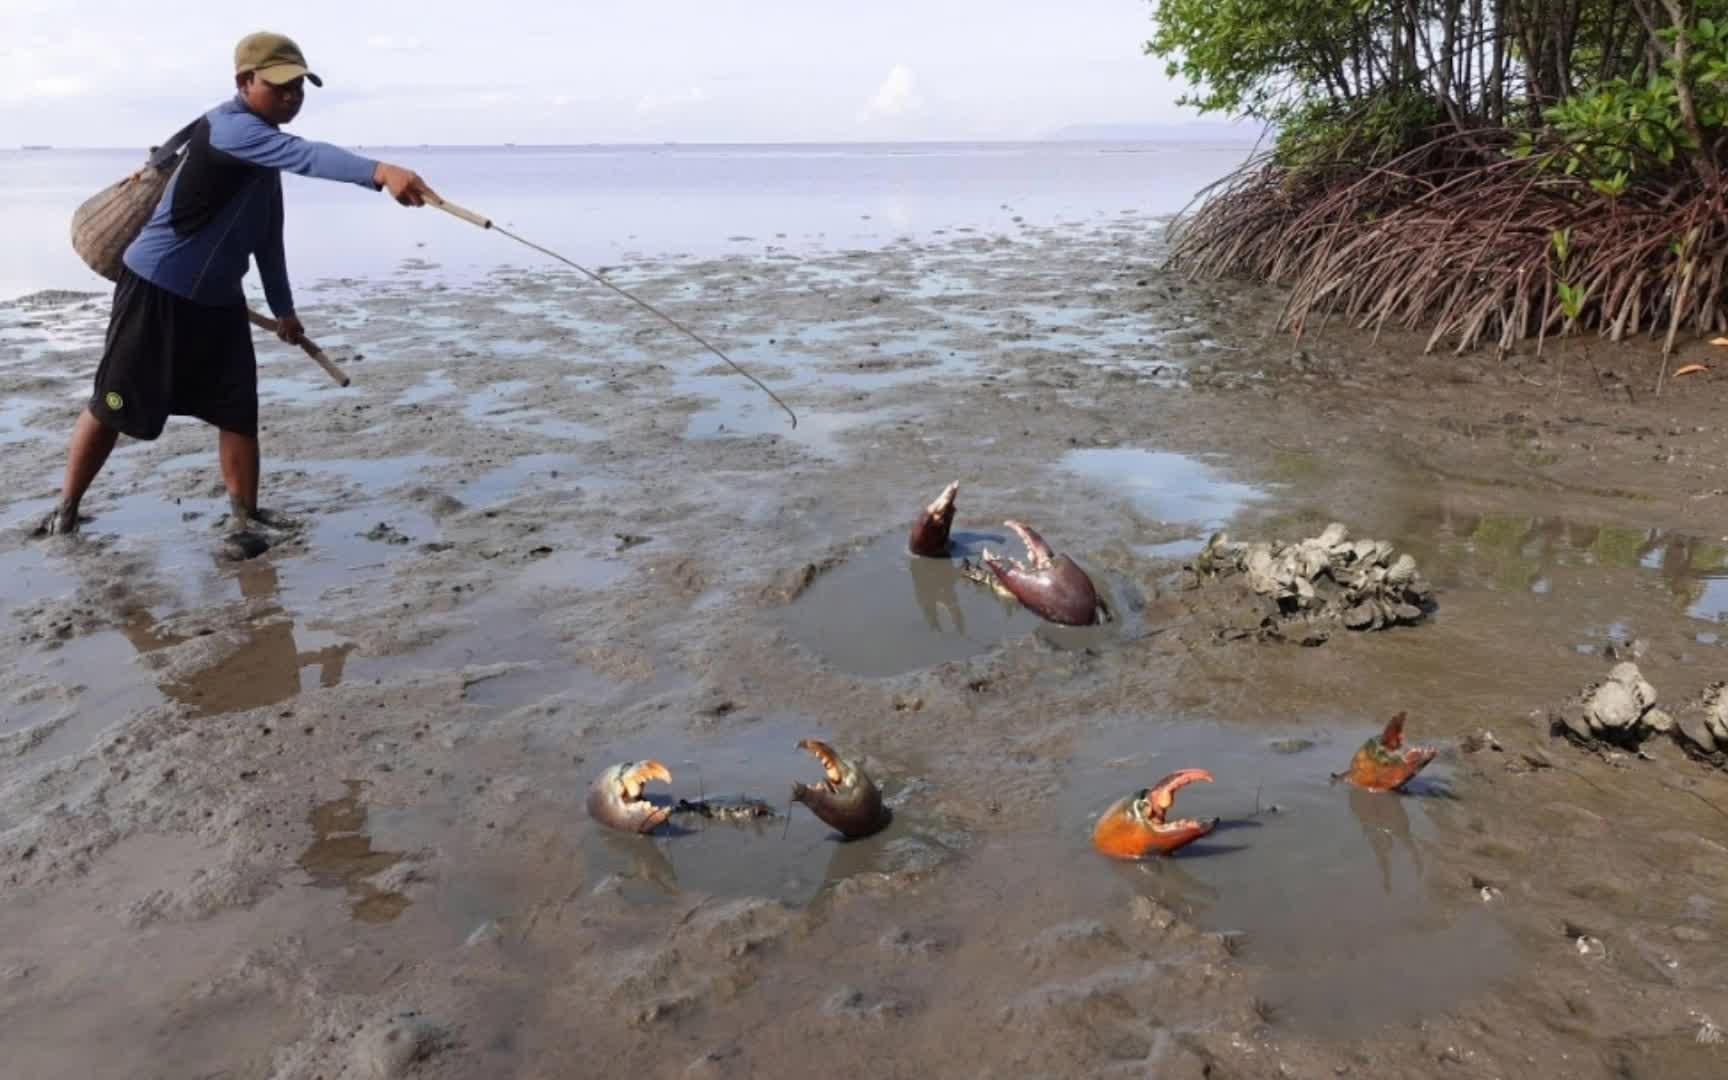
left=1644, top=709, right=1675, bottom=734
left=1267, top=737, right=1316, bottom=755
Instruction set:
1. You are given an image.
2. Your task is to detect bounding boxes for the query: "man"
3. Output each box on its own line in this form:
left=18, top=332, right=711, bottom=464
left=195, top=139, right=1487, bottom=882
left=40, top=31, right=435, bottom=553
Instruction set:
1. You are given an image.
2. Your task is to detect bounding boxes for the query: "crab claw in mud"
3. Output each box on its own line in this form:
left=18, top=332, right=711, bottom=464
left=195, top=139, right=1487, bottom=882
left=981, top=520, right=1103, bottom=626
left=791, top=739, right=890, bottom=840
left=586, top=760, right=674, bottom=834
left=1341, top=712, right=1438, bottom=793
left=1092, top=769, right=1218, bottom=859
left=908, top=481, right=960, bottom=557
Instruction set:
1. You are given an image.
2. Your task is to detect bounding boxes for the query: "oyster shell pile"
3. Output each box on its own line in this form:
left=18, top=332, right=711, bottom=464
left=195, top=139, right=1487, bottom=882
left=1554, top=662, right=1673, bottom=746
left=1672, top=681, right=1728, bottom=756
left=1193, top=522, right=1434, bottom=632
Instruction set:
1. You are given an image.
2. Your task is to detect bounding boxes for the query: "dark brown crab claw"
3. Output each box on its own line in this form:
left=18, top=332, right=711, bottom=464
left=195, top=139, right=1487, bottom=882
left=908, top=481, right=960, bottom=557
left=1092, top=768, right=1217, bottom=859
left=792, top=739, right=890, bottom=840
left=586, top=759, right=674, bottom=834
left=1340, top=712, right=1438, bottom=793
left=981, top=520, right=1103, bottom=626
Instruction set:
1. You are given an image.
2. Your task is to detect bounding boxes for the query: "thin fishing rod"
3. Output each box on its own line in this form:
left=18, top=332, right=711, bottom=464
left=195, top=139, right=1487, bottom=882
left=424, top=194, right=798, bottom=429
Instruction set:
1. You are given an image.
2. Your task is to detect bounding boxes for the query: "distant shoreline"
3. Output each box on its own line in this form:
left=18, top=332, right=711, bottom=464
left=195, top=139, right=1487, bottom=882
left=10, top=135, right=1265, bottom=154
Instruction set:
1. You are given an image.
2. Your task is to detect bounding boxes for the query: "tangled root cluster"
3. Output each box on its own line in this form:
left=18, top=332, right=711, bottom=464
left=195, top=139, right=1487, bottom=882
left=1170, top=136, right=1728, bottom=362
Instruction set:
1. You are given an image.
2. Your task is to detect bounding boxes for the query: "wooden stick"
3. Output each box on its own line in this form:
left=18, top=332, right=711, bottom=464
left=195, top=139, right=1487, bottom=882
left=246, top=308, right=351, bottom=387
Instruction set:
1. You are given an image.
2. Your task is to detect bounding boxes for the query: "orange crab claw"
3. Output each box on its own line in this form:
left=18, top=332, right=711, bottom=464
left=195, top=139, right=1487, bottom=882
left=1342, top=712, right=1437, bottom=793
left=1092, top=768, right=1218, bottom=859
left=587, top=759, right=674, bottom=833
left=796, top=739, right=846, bottom=783
left=908, top=481, right=960, bottom=558
left=793, top=739, right=890, bottom=840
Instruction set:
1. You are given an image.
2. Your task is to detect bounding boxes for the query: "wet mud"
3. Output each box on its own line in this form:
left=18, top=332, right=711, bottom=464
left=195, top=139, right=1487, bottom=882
left=4, top=216, right=1728, bottom=1077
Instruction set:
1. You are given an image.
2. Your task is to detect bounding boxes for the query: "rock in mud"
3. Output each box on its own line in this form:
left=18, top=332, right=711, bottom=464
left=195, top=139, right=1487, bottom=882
left=1672, top=681, right=1728, bottom=759
left=1190, top=523, right=1433, bottom=639
left=353, top=1011, right=453, bottom=1078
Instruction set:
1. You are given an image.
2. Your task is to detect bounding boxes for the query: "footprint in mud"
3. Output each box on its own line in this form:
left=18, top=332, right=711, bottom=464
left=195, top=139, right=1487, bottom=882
left=583, top=720, right=954, bottom=907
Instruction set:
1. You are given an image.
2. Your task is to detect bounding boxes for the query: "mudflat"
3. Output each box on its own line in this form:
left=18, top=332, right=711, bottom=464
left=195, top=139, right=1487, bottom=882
left=3, top=216, right=1727, bottom=1078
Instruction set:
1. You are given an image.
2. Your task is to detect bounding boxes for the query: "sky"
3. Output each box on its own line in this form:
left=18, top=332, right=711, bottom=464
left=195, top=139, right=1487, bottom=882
left=0, top=0, right=1234, bottom=147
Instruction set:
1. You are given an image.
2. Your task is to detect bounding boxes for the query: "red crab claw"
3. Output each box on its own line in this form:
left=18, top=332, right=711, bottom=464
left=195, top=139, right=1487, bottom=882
left=908, top=481, right=960, bottom=557
left=980, top=520, right=1102, bottom=627
left=1092, top=768, right=1218, bottom=859
left=1342, top=712, right=1438, bottom=793
left=792, top=738, right=889, bottom=840
left=586, top=759, right=674, bottom=833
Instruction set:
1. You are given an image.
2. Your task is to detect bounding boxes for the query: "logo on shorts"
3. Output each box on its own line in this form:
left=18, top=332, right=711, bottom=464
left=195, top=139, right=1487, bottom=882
left=104, top=391, right=124, bottom=411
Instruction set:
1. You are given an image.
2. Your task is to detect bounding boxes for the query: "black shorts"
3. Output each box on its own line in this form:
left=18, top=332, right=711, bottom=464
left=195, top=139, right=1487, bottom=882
left=88, top=267, right=257, bottom=440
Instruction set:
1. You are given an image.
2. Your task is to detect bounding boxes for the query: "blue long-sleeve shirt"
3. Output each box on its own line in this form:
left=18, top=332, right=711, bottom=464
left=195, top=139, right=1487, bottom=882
left=123, top=95, right=380, bottom=316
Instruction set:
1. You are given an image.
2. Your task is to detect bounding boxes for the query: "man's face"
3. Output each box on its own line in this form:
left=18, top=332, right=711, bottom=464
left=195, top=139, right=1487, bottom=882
left=238, top=73, right=304, bottom=125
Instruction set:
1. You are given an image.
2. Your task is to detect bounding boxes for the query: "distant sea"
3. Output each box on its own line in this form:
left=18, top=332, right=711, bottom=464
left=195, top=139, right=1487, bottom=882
left=0, top=141, right=1258, bottom=303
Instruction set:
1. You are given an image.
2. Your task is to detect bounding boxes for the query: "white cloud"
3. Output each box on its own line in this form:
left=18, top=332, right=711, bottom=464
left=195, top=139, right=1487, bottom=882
left=27, top=76, right=90, bottom=99
left=635, top=87, right=708, bottom=114
left=863, top=65, right=921, bottom=119
left=365, top=35, right=424, bottom=52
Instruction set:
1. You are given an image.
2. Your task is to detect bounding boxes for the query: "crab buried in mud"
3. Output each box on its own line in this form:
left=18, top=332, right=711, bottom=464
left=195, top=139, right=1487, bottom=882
left=959, top=520, right=1109, bottom=627
left=1092, top=769, right=1218, bottom=858
left=908, top=480, right=960, bottom=557
left=586, top=760, right=674, bottom=834
left=1336, top=713, right=1438, bottom=793
left=792, top=739, right=890, bottom=840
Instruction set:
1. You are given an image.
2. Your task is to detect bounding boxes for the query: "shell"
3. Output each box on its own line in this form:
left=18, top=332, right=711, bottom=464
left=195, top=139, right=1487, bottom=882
left=1584, top=679, right=1640, bottom=731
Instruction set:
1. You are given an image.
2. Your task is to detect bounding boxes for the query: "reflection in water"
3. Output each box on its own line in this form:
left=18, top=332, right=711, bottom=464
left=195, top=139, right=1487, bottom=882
left=594, top=830, right=681, bottom=898
left=117, top=559, right=353, bottom=717
left=298, top=780, right=411, bottom=923
left=909, top=551, right=969, bottom=634
left=1404, top=505, right=1728, bottom=620
left=1347, top=783, right=1423, bottom=895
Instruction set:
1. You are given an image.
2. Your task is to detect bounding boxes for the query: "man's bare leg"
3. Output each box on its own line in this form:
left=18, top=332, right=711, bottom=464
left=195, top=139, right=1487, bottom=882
left=219, top=428, right=297, bottom=531
left=40, top=407, right=120, bottom=535
left=219, top=428, right=260, bottom=523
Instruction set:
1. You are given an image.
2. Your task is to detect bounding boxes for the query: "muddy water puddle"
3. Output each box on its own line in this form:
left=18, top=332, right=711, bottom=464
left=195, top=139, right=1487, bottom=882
left=1396, top=504, right=1728, bottom=628
left=780, top=531, right=1129, bottom=677
left=581, top=717, right=939, bottom=908
left=1059, top=447, right=1271, bottom=530
left=1055, top=717, right=1515, bottom=1035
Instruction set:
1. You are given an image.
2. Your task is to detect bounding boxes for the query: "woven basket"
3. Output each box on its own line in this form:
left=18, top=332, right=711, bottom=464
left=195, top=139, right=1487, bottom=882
left=69, top=119, right=199, bottom=282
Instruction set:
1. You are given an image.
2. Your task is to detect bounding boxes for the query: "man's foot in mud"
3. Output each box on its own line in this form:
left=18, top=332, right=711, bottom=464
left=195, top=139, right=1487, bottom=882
left=228, top=499, right=302, bottom=532
left=33, top=502, right=82, bottom=538
left=221, top=529, right=271, bottom=562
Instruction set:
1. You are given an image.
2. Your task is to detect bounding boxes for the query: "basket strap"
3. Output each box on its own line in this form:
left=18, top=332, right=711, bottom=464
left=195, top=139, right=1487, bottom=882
left=145, top=117, right=201, bottom=170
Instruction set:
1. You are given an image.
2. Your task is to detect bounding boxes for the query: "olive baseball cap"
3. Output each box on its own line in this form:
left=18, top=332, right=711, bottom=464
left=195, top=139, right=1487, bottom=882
left=234, top=32, right=323, bottom=87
